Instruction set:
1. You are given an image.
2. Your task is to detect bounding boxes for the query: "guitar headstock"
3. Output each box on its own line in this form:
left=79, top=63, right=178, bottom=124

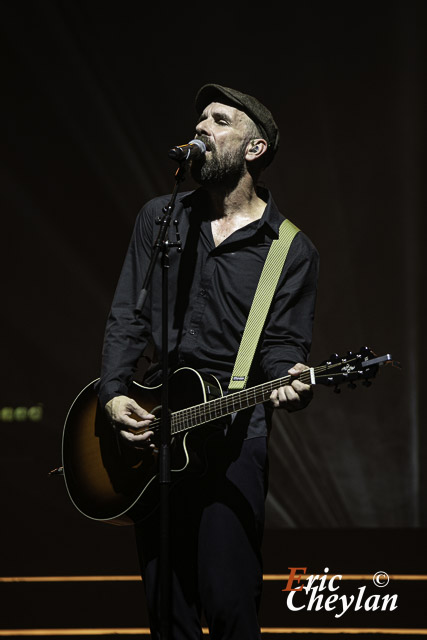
left=313, top=346, right=400, bottom=392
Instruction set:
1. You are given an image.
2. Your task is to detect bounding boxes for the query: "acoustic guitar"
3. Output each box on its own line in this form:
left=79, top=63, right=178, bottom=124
left=62, top=347, right=396, bottom=526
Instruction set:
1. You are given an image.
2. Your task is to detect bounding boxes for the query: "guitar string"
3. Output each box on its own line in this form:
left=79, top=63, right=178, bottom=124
left=146, top=371, right=312, bottom=435
left=145, top=356, right=371, bottom=435
left=172, top=368, right=317, bottom=434
left=176, top=353, right=375, bottom=432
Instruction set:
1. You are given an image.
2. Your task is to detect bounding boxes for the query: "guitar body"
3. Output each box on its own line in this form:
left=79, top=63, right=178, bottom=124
left=62, top=367, right=223, bottom=526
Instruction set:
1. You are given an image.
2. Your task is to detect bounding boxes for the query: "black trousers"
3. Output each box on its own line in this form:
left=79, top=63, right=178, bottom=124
left=135, top=433, right=268, bottom=640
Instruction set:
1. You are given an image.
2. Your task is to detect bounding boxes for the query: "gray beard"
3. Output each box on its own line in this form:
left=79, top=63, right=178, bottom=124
left=191, top=143, right=246, bottom=189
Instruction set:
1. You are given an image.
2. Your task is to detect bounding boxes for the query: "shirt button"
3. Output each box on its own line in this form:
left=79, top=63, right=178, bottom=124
left=189, top=329, right=197, bottom=336
left=199, top=289, right=206, bottom=296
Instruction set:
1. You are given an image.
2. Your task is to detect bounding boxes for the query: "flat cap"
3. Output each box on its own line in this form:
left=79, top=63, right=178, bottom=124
left=195, top=83, right=279, bottom=165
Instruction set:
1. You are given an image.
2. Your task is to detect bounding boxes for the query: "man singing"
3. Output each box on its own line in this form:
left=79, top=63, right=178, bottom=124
left=98, top=84, right=319, bottom=640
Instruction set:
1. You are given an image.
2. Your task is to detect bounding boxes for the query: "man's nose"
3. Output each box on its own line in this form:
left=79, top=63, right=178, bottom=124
left=195, top=119, right=211, bottom=137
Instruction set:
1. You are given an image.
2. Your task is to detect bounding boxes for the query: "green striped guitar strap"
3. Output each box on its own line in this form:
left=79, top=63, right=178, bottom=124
left=228, top=218, right=300, bottom=391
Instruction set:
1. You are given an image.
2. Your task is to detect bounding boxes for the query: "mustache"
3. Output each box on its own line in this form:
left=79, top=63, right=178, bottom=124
left=195, top=135, right=214, bottom=153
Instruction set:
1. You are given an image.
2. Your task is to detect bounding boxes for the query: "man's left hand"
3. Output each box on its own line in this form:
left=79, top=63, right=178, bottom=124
left=269, top=363, right=313, bottom=412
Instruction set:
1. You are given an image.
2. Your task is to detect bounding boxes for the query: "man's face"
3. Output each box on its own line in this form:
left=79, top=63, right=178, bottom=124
left=191, top=102, right=251, bottom=187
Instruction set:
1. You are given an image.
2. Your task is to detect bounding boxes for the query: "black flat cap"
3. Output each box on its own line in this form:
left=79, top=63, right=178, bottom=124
left=195, top=83, right=279, bottom=166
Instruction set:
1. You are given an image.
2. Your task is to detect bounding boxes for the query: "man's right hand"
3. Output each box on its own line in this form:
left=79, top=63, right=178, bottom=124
left=104, top=395, right=155, bottom=449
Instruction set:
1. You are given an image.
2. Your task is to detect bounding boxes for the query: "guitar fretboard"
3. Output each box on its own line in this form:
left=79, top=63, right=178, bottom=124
left=170, top=370, right=313, bottom=434
left=143, top=350, right=386, bottom=436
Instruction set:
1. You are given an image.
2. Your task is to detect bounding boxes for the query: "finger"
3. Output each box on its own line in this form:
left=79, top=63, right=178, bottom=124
left=107, top=396, right=155, bottom=423
left=291, top=379, right=312, bottom=394
left=277, top=385, right=300, bottom=404
left=120, top=429, right=154, bottom=441
left=119, top=430, right=155, bottom=449
left=288, top=363, right=309, bottom=376
left=289, top=382, right=313, bottom=409
left=269, top=388, right=279, bottom=407
left=271, top=387, right=298, bottom=407
left=111, top=400, right=155, bottom=425
left=116, top=414, right=154, bottom=429
left=127, top=401, right=155, bottom=421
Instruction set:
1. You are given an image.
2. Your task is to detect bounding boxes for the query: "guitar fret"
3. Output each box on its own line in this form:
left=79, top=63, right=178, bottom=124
left=169, top=368, right=336, bottom=435
left=168, top=362, right=358, bottom=436
left=171, top=379, right=286, bottom=434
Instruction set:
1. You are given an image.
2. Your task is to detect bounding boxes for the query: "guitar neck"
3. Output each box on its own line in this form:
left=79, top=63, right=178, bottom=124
left=167, top=349, right=395, bottom=435
left=144, top=349, right=394, bottom=437
left=171, top=369, right=313, bottom=435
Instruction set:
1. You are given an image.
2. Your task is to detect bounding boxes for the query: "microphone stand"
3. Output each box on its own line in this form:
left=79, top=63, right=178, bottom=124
left=135, top=162, right=186, bottom=640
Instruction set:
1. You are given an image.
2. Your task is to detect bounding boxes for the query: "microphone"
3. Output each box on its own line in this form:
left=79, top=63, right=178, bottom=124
left=168, top=139, right=206, bottom=162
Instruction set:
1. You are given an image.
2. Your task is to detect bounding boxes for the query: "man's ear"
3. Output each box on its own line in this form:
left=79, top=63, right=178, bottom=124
left=245, top=138, right=268, bottom=163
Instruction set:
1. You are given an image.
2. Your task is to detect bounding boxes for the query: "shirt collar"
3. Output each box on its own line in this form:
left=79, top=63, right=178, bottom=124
left=179, top=187, right=285, bottom=239
left=254, top=187, right=285, bottom=238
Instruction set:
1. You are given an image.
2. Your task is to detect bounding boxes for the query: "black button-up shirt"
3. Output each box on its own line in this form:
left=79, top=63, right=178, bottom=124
left=98, top=187, right=319, bottom=437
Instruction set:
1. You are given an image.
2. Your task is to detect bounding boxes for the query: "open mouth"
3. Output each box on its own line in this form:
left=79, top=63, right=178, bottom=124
left=196, top=137, right=212, bottom=152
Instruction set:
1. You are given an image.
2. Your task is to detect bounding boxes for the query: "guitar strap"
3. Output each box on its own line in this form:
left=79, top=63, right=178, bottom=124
left=228, top=218, right=300, bottom=391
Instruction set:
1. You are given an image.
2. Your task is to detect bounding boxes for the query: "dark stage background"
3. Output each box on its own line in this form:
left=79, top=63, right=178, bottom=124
left=1, top=0, right=426, bottom=632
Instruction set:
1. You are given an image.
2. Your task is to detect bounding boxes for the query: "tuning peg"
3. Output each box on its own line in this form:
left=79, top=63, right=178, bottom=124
left=359, top=346, right=373, bottom=359
left=348, top=381, right=357, bottom=389
left=347, top=351, right=353, bottom=358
